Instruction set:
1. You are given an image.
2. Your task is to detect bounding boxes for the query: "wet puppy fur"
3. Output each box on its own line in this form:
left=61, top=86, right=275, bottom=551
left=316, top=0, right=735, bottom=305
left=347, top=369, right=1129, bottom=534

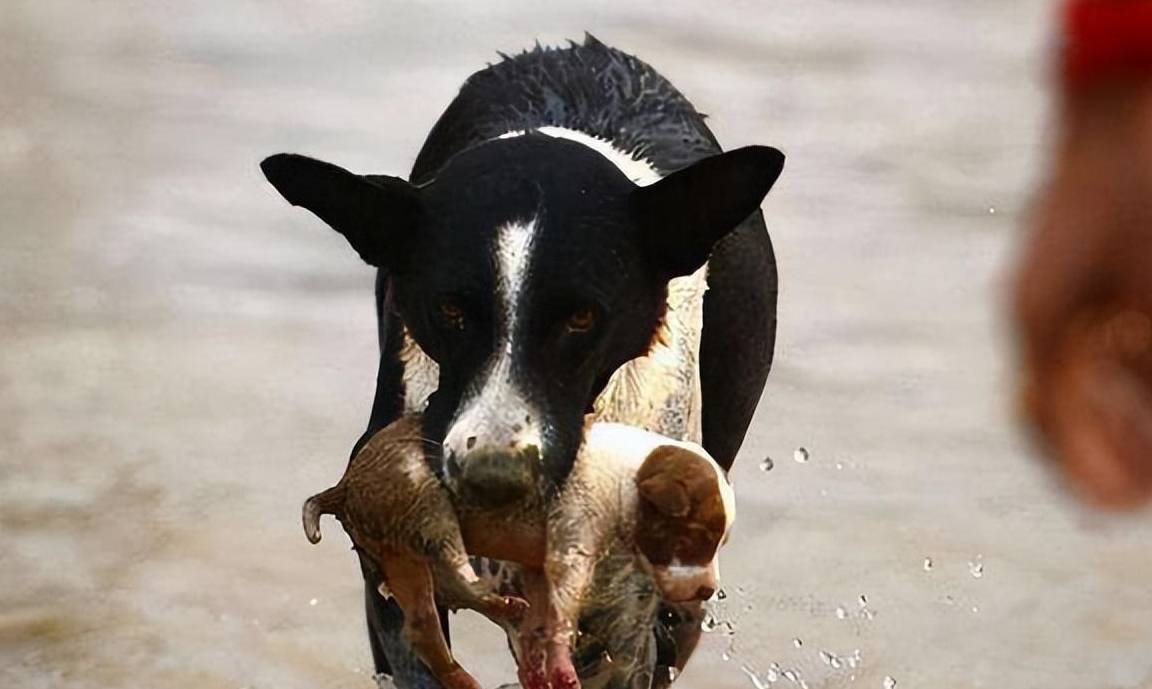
left=303, top=414, right=735, bottom=689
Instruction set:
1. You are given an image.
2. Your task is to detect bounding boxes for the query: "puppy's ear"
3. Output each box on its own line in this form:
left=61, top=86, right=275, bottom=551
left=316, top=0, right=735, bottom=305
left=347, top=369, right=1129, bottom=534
left=261, top=153, right=421, bottom=268
left=637, top=472, right=691, bottom=517
left=638, top=444, right=733, bottom=531
left=631, top=146, right=784, bottom=278
left=637, top=445, right=708, bottom=518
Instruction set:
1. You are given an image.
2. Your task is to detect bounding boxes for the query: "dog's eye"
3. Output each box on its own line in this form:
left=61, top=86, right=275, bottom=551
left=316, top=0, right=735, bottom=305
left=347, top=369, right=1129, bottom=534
left=565, top=306, right=596, bottom=334
left=437, top=299, right=465, bottom=329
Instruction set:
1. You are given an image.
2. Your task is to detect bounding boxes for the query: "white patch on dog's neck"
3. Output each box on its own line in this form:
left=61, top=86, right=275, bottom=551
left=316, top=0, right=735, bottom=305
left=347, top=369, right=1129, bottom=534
left=498, top=126, right=662, bottom=186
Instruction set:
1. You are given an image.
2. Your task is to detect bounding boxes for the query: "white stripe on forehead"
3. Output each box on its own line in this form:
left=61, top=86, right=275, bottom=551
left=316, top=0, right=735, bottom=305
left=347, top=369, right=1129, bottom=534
left=442, top=217, right=543, bottom=456
left=493, top=217, right=537, bottom=351
left=498, top=126, right=662, bottom=186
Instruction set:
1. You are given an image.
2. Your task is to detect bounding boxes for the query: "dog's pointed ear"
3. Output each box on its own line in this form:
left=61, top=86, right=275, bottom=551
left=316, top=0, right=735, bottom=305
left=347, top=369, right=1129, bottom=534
left=631, top=145, right=784, bottom=278
left=261, top=153, right=420, bottom=268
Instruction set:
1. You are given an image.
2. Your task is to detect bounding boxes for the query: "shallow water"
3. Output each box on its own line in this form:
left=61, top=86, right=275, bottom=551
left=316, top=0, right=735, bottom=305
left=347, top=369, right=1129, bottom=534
left=3, top=1, right=1152, bottom=688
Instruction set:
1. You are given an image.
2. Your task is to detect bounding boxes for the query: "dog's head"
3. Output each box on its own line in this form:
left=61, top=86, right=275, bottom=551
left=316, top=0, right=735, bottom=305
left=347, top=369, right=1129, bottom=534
left=261, top=134, right=782, bottom=505
left=634, top=443, right=735, bottom=602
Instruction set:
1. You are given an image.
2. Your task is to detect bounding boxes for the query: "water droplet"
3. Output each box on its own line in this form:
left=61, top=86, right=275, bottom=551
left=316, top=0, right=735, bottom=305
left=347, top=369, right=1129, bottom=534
left=766, top=663, right=781, bottom=682
left=793, top=447, right=810, bottom=463
left=741, top=664, right=772, bottom=689
left=835, top=462, right=845, bottom=470
left=793, top=638, right=803, bottom=648
left=835, top=606, right=848, bottom=619
left=923, top=557, right=933, bottom=572
left=701, top=614, right=719, bottom=632
left=759, top=456, right=775, bottom=472
left=783, top=669, right=799, bottom=683
left=971, top=606, right=979, bottom=614
left=716, top=588, right=728, bottom=600
left=988, top=207, right=996, bottom=214
left=831, top=656, right=843, bottom=669
left=968, top=558, right=984, bottom=579
left=665, top=667, right=679, bottom=683
left=722, top=649, right=732, bottom=661
left=309, top=598, right=319, bottom=606
left=858, top=595, right=868, bottom=608
left=883, top=676, right=897, bottom=689
left=820, top=650, right=835, bottom=666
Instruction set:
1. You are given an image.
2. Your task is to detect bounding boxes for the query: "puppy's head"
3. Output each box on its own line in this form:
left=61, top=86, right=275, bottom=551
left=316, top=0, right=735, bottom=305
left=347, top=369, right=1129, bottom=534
left=634, top=443, right=735, bottom=602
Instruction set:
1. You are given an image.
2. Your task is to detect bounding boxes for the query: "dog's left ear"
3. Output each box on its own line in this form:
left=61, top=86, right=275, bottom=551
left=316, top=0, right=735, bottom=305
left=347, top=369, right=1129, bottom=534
left=260, top=153, right=421, bottom=268
left=631, top=145, right=784, bottom=278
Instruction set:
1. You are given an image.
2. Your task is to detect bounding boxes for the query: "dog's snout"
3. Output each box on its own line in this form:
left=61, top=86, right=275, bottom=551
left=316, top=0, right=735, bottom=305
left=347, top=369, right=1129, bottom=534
left=695, top=585, right=716, bottom=601
left=447, top=443, right=541, bottom=506
left=443, top=426, right=543, bottom=507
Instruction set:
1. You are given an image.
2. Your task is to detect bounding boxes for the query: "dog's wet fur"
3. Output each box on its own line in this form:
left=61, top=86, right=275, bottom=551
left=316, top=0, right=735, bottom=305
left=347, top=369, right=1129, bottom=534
left=264, top=34, right=782, bottom=688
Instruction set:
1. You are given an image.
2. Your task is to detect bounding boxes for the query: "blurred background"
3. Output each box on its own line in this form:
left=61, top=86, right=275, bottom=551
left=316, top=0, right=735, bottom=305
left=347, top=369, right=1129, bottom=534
left=3, top=1, right=1151, bottom=688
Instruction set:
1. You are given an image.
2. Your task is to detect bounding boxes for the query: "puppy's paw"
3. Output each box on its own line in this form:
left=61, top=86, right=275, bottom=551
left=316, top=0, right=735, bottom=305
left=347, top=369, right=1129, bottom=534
left=501, top=595, right=530, bottom=623
left=517, top=664, right=549, bottom=689
left=546, top=655, right=580, bottom=689
left=440, top=668, right=484, bottom=689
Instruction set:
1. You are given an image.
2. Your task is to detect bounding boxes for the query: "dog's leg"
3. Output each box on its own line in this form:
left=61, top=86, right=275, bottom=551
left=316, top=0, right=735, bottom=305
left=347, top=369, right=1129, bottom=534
left=359, top=282, right=455, bottom=686
left=382, top=556, right=482, bottom=689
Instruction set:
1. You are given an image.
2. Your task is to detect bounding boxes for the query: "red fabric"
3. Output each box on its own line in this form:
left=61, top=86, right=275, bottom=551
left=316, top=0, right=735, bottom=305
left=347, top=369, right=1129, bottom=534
left=1063, top=0, right=1152, bottom=89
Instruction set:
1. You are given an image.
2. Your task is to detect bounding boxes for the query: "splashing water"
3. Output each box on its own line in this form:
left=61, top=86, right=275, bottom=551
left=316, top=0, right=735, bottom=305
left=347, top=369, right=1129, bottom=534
left=883, top=676, right=897, bottom=689
left=969, top=555, right=985, bottom=579
left=741, top=664, right=773, bottom=689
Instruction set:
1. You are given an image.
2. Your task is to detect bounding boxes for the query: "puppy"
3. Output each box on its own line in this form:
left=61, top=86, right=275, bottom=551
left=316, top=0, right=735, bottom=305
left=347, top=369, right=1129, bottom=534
left=303, top=415, right=735, bottom=689
left=302, top=415, right=529, bottom=689
left=521, top=422, right=734, bottom=689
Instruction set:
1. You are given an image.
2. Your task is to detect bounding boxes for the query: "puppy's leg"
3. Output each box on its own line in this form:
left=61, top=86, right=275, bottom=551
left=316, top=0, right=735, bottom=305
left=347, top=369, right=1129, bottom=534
left=381, top=555, right=482, bottom=689
left=515, top=566, right=555, bottom=689
left=433, top=548, right=529, bottom=625
left=536, top=505, right=605, bottom=689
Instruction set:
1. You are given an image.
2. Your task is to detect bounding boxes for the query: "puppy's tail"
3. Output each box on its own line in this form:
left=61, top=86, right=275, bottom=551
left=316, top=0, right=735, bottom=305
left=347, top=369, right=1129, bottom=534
left=302, top=485, right=344, bottom=545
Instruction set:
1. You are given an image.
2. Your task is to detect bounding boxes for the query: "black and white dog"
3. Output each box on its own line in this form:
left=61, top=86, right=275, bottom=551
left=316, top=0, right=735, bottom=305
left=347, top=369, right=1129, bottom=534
left=262, top=35, right=783, bottom=689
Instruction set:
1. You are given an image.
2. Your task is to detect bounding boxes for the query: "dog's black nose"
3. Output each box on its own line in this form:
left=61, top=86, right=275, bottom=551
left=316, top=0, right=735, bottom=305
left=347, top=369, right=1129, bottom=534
left=448, top=444, right=540, bottom=507
left=694, top=585, right=716, bottom=601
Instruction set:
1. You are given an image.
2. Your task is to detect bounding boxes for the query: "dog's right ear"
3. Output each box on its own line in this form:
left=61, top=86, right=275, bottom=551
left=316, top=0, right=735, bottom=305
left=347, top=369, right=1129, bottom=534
left=260, top=153, right=421, bottom=268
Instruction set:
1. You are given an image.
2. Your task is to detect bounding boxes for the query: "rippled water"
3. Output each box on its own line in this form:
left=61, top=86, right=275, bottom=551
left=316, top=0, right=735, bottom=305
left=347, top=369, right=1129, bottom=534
left=4, top=1, right=1152, bottom=688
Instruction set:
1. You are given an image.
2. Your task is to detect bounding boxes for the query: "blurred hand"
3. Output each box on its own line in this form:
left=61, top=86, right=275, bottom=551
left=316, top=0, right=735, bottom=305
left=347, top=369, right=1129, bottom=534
left=1013, top=82, right=1152, bottom=509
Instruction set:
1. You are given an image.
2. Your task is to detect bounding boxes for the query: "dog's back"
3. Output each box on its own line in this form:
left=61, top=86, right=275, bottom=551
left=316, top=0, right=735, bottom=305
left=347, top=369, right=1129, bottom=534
left=410, top=34, right=722, bottom=186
